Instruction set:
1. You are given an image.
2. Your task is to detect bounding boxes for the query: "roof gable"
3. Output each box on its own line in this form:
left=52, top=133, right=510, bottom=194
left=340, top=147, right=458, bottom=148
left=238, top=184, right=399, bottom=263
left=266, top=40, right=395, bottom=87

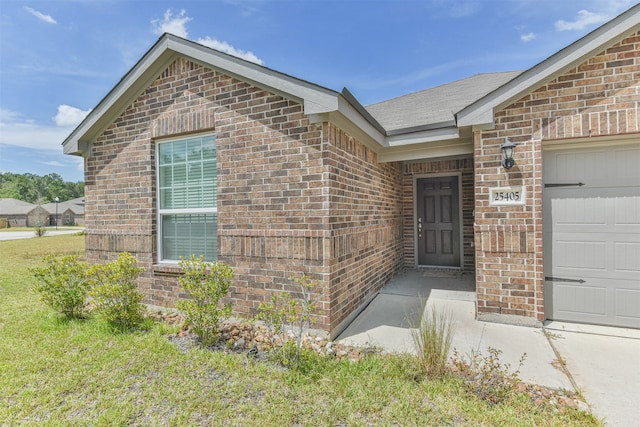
left=458, top=4, right=640, bottom=128
left=63, top=34, right=350, bottom=156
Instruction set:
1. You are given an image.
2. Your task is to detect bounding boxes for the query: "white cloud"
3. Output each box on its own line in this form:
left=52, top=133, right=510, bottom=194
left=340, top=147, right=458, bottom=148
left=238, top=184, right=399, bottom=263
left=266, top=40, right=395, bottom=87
left=152, top=9, right=191, bottom=38
left=53, top=105, right=91, bottom=127
left=449, top=2, right=481, bottom=18
left=24, top=6, right=57, bottom=24
left=0, top=106, right=88, bottom=151
left=520, top=32, right=536, bottom=42
left=196, top=37, right=264, bottom=65
left=555, top=9, right=608, bottom=31
left=150, top=9, right=265, bottom=65
left=39, top=160, right=65, bottom=167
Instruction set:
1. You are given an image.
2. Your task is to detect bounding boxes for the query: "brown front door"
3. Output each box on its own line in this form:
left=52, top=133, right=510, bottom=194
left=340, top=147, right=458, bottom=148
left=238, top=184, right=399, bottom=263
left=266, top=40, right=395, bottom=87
left=416, top=176, right=460, bottom=267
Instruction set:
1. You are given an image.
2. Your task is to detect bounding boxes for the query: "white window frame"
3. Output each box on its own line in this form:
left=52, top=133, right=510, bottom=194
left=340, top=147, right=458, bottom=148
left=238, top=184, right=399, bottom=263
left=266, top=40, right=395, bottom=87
left=156, top=133, right=217, bottom=263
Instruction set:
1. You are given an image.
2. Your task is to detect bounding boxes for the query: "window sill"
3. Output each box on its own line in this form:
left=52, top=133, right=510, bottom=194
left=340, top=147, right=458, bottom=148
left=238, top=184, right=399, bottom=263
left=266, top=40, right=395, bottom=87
left=152, top=263, right=183, bottom=276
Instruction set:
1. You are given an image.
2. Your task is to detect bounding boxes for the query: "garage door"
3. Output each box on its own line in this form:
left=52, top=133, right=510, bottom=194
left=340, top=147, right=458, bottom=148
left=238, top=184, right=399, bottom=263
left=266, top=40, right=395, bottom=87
left=543, top=144, right=640, bottom=328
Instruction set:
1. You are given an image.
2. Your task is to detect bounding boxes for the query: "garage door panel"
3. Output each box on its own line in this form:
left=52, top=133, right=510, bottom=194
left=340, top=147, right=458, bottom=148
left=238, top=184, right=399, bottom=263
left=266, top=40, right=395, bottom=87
left=551, top=196, right=606, bottom=226
left=554, top=283, right=607, bottom=315
left=544, top=144, right=640, bottom=329
left=555, top=240, right=606, bottom=271
left=615, top=242, right=640, bottom=272
left=615, top=196, right=640, bottom=225
left=616, top=288, right=640, bottom=319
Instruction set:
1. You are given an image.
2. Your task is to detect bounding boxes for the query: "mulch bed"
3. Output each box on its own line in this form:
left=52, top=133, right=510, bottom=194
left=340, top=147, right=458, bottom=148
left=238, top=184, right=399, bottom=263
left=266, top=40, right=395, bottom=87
left=149, top=309, right=591, bottom=414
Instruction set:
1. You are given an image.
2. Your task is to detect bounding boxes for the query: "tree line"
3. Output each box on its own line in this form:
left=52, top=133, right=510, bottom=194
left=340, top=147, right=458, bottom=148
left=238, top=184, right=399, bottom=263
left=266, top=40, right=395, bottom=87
left=0, top=173, right=84, bottom=204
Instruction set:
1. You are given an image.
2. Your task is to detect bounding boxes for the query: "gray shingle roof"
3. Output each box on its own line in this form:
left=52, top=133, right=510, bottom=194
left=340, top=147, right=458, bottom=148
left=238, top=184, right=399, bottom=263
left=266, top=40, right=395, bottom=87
left=365, top=71, right=522, bottom=133
left=41, top=198, right=85, bottom=215
left=0, top=198, right=37, bottom=215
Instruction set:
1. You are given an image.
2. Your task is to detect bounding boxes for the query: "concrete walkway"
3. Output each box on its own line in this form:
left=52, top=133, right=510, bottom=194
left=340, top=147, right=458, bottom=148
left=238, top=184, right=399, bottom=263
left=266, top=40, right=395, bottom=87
left=0, top=228, right=82, bottom=241
left=337, top=270, right=640, bottom=426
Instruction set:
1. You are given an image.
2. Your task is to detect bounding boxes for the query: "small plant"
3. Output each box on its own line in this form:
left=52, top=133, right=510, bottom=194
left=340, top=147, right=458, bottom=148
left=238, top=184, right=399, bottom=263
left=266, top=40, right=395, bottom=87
left=410, top=306, right=455, bottom=379
left=87, top=252, right=146, bottom=331
left=451, top=347, right=527, bottom=404
left=256, top=274, right=322, bottom=366
left=33, top=223, right=47, bottom=237
left=31, top=254, right=89, bottom=318
left=176, top=255, right=233, bottom=346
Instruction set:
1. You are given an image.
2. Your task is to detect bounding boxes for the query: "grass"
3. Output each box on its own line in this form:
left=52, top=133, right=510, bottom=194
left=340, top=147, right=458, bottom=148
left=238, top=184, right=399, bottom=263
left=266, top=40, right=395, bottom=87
left=0, top=235, right=601, bottom=426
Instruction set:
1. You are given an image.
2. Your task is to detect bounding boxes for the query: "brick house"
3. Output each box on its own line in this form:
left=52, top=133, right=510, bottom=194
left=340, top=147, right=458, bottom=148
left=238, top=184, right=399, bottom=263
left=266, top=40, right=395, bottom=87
left=63, top=6, right=639, bottom=335
left=0, top=198, right=49, bottom=228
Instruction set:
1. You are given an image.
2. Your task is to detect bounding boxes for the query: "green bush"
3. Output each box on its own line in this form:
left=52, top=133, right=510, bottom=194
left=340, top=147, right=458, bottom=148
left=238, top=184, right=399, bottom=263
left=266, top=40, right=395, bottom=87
left=176, top=255, right=233, bottom=346
left=452, top=347, right=527, bottom=404
left=88, top=252, right=146, bottom=331
left=31, top=254, right=90, bottom=318
left=410, top=306, right=455, bottom=379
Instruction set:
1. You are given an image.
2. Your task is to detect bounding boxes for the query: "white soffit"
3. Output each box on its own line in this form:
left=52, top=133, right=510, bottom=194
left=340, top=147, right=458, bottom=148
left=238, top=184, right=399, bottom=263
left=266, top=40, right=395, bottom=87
left=379, top=138, right=473, bottom=162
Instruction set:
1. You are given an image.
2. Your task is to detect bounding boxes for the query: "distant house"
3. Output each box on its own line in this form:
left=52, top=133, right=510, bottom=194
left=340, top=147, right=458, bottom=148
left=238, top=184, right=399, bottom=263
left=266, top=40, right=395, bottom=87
left=62, top=6, right=639, bottom=335
left=0, top=198, right=49, bottom=228
left=42, top=197, right=85, bottom=227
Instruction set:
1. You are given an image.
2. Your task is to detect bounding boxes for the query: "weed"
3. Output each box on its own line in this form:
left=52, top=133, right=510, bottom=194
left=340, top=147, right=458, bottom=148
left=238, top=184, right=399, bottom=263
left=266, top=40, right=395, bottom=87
left=256, top=274, right=322, bottom=366
left=410, top=306, right=455, bottom=379
left=451, top=347, right=527, bottom=404
left=176, top=255, right=233, bottom=346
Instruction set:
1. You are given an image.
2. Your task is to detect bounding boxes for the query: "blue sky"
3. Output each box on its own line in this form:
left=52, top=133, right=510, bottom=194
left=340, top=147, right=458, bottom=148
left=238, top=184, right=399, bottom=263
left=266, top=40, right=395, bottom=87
left=0, top=0, right=635, bottom=182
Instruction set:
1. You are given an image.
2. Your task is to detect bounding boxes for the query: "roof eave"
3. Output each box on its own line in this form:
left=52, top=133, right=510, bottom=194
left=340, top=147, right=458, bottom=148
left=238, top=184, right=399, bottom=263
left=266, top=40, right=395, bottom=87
left=457, top=4, right=640, bottom=127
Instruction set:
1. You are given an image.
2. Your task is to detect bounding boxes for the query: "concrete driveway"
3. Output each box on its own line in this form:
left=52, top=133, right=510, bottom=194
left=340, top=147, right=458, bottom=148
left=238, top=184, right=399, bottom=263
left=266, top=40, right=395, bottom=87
left=337, top=270, right=640, bottom=426
left=0, top=228, right=83, bottom=241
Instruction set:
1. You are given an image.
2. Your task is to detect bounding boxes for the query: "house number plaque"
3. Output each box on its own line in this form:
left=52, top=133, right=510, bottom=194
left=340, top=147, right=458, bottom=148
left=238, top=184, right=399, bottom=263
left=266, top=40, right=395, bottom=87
left=489, top=186, right=525, bottom=206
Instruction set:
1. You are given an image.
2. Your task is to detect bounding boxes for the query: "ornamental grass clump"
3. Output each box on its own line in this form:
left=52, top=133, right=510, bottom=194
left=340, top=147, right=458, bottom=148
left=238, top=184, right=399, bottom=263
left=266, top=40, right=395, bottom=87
left=87, top=252, right=146, bottom=331
left=410, top=306, right=455, bottom=379
left=176, top=255, right=233, bottom=347
left=31, top=254, right=90, bottom=318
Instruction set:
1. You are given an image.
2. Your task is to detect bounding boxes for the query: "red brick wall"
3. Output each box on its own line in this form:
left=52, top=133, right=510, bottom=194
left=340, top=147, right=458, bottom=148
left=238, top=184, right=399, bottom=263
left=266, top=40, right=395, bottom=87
left=325, top=124, right=404, bottom=332
left=475, top=32, right=640, bottom=322
left=84, top=56, right=406, bottom=333
left=402, top=158, right=475, bottom=272
left=85, top=57, right=332, bottom=327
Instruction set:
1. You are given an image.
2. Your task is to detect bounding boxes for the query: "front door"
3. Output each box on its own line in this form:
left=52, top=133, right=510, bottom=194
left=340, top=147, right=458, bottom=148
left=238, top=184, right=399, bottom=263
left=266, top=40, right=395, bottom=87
left=416, top=176, right=460, bottom=267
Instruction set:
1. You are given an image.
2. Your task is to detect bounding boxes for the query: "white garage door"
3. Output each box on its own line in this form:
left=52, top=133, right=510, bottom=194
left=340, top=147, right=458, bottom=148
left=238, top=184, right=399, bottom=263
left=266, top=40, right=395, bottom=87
left=543, top=144, right=640, bottom=328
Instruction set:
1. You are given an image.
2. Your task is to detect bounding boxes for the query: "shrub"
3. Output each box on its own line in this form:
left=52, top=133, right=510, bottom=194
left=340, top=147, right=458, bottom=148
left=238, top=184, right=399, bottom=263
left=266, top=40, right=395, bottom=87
left=87, top=252, right=146, bottom=331
left=33, top=224, right=47, bottom=237
left=410, top=306, right=455, bottom=379
left=176, top=255, right=233, bottom=346
left=256, top=274, right=322, bottom=366
left=451, top=347, right=527, bottom=404
left=31, top=254, right=89, bottom=318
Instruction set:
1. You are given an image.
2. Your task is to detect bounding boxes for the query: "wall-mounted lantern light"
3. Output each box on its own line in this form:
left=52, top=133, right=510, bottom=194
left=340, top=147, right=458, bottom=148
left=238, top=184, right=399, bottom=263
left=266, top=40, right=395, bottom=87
left=500, top=138, right=516, bottom=170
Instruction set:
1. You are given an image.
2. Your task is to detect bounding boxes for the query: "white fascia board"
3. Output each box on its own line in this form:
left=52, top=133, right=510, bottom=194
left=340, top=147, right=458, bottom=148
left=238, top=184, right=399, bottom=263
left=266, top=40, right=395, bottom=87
left=335, top=96, right=386, bottom=146
left=63, top=40, right=178, bottom=155
left=379, top=138, right=473, bottom=163
left=458, top=6, right=640, bottom=127
left=386, top=126, right=459, bottom=147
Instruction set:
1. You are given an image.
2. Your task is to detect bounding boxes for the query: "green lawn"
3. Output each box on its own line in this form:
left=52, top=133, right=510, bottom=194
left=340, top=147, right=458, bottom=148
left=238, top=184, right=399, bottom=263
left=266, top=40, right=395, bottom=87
left=0, top=235, right=600, bottom=426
